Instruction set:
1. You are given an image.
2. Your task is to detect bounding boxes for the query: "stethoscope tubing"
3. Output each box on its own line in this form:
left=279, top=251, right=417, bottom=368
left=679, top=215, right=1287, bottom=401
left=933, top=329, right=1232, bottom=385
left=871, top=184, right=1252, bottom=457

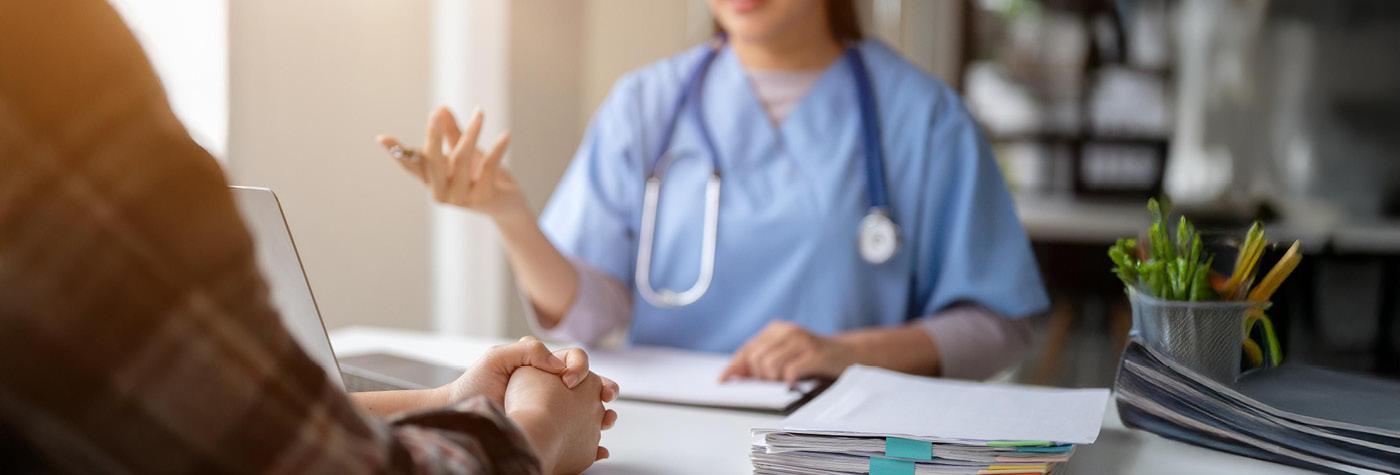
left=845, top=48, right=890, bottom=211
left=635, top=37, right=896, bottom=308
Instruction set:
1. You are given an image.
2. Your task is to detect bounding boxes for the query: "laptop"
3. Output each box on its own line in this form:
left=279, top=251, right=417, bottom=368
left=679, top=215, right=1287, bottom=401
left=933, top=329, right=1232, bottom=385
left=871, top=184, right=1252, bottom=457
left=230, top=186, right=459, bottom=392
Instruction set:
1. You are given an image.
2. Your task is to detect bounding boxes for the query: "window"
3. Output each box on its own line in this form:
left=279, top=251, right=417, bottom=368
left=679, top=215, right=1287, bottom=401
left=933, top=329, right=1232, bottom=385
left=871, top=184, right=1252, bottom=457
left=110, top=0, right=228, bottom=159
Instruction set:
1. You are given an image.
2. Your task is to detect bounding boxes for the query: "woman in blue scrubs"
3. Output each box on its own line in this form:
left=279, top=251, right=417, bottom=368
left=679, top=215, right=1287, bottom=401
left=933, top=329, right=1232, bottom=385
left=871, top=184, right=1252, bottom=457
left=377, top=0, right=1048, bottom=384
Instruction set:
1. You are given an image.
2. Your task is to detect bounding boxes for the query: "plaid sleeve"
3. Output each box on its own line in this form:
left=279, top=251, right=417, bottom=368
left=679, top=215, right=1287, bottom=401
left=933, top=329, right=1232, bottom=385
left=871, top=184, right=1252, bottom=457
left=387, top=398, right=543, bottom=475
left=0, top=1, right=538, bottom=473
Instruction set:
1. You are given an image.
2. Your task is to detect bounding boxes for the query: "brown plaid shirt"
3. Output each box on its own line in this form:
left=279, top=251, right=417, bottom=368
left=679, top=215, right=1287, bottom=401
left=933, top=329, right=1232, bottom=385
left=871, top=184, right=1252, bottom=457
left=0, top=1, right=539, bottom=473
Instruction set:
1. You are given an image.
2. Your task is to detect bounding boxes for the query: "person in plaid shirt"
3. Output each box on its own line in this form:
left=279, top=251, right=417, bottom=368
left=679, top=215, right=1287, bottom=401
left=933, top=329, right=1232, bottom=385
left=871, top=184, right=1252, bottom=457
left=0, top=0, right=618, bottom=473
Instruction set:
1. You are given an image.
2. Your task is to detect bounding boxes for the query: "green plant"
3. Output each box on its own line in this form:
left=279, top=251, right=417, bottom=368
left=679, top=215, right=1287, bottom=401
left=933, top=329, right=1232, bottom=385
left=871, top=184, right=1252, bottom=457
left=1107, top=199, right=1216, bottom=301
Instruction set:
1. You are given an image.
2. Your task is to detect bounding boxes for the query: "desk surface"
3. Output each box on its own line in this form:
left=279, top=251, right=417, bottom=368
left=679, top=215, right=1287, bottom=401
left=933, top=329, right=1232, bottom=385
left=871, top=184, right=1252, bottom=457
left=331, top=326, right=1310, bottom=475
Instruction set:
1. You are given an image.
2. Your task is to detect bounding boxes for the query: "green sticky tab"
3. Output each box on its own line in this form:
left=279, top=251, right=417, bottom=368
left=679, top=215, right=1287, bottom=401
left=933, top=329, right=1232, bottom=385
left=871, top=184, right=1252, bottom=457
left=986, top=440, right=1052, bottom=447
left=869, top=456, right=915, bottom=475
left=884, top=437, right=933, bottom=460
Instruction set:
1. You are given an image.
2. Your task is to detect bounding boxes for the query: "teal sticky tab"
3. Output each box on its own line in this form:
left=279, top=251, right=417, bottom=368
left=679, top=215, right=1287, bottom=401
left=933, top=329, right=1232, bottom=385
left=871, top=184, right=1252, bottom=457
left=1016, top=445, right=1073, bottom=454
left=884, top=437, right=933, bottom=461
left=869, top=456, right=915, bottom=475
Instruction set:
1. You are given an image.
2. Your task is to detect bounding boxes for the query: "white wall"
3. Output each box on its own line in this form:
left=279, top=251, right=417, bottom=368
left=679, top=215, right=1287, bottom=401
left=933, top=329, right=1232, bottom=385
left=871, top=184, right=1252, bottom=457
left=227, top=0, right=434, bottom=331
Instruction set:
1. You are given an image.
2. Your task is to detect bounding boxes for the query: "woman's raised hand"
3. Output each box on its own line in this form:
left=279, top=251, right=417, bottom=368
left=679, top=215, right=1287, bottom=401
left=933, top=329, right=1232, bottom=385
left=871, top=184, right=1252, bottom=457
left=377, top=106, right=528, bottom=221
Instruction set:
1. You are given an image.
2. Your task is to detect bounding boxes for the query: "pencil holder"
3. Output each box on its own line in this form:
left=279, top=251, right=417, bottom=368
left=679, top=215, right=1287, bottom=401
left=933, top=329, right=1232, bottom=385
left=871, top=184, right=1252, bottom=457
left=1126, top=287, right=1270, bottom=384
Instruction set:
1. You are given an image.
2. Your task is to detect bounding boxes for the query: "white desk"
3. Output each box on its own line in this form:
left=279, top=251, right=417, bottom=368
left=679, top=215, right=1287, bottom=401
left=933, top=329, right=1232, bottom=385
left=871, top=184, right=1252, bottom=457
left=331, top=326, right=1310, bottom=474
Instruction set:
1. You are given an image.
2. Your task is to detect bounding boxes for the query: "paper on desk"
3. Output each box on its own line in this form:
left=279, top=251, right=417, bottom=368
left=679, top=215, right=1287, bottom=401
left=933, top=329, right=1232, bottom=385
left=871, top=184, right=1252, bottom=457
left=586, top=345, right=812, bottom=411
left=756, top=366, right=1110, bottom=445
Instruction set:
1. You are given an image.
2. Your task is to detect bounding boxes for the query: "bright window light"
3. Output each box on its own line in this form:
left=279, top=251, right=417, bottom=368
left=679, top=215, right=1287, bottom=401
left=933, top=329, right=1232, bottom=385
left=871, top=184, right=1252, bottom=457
left=109, top=0, right=229, bottom=159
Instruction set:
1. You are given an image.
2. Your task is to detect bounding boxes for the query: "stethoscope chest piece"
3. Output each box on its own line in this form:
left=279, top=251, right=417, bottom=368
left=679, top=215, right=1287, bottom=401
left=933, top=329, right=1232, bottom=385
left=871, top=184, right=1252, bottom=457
left=858, top=208, right=900, bottom=264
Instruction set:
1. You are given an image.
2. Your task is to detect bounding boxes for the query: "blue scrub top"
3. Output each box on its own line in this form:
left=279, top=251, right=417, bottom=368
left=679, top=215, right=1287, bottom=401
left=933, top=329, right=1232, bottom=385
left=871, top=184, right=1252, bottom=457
left=540, top=40, right=1049, bottom=353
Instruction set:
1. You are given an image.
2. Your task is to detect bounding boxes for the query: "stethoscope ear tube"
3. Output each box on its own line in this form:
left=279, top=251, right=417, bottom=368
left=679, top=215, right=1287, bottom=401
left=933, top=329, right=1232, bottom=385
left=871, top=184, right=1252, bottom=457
left=636, top=173, right=722, bottom=307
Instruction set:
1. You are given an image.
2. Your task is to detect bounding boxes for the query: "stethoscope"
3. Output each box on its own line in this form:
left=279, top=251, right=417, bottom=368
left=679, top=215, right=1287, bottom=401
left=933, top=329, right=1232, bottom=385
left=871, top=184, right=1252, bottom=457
left=635, top=37, right=900, bottom=308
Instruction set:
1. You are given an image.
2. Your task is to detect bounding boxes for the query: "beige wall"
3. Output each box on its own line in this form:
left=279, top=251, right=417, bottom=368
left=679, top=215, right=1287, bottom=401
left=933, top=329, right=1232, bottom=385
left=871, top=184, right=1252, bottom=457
left=227, top=0, right=433, bottom=331
left=579, top=0, right=709, bottom=130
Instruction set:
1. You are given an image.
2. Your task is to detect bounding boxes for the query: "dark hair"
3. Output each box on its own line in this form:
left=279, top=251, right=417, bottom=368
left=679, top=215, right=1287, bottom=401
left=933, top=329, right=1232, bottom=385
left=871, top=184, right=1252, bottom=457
left=714, top=0, right=863, bottom=44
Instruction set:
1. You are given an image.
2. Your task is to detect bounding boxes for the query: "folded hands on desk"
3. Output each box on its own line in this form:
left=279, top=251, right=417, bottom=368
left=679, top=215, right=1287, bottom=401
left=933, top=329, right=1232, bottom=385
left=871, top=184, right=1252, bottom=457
left=353, top=336, right=618, bottom=474
left=487, top=337, right=619, bottom=474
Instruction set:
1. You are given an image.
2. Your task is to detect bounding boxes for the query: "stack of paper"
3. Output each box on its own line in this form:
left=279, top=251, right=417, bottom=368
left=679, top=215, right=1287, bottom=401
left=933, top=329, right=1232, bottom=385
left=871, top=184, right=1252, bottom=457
left=1115, top=339, right=1400, bottom=473
left=750, top=366, right=1110, bottom=474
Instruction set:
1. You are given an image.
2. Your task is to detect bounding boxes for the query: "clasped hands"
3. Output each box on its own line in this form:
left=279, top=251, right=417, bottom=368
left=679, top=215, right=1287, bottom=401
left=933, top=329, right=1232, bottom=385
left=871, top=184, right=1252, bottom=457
left=442, top=336, right=618, bottom=475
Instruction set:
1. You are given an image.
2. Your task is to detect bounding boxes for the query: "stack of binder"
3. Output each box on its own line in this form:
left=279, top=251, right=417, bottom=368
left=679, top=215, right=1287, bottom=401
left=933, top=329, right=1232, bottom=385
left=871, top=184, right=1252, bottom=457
left=750, top=366, right=1110, bottom=474
left=1115, top=339, right=1400, bottom=473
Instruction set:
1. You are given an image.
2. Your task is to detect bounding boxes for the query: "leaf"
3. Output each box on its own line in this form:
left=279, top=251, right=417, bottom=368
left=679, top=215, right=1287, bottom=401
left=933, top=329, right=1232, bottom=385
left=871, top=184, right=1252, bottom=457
left=1109, top=198, right=1220, bottom=301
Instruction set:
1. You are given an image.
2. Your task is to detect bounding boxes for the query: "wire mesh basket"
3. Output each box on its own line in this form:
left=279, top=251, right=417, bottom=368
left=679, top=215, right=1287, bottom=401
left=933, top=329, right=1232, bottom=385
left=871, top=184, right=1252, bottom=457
left=1127, top=287, right=1271, bottom=384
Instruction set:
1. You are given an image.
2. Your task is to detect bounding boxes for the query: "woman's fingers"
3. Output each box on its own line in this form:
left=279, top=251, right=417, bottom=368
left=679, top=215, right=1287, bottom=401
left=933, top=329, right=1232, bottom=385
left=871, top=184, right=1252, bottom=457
left=449, top=109, right=484, bottom=184
left=484, top=336, right=565, bottom=375
left=595, top=446, right=610, bottom=461
left=423, top=110, right=452, bottom=201
left=599, top=376, right=620, bottom=402
left=602, top=408, right=618, bottom=430
left=553, top=347, right=589, bottom=388
left=756, top=341, right=803, bottom=381
left=719, top=345, right=754, bottom=382
left=476, top=131, right=511, bottom=185
left=782, top=355, right=820, bottom=387
left=375, top=135, right=427, bottom=183
left=438, top=107, right=463, bottom=147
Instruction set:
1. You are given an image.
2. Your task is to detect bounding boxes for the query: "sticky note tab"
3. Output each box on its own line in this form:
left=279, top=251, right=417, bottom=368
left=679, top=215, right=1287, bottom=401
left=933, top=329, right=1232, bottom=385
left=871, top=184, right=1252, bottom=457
left=986, top=440, right=1052, bottom=447
left=884, top=437, right=933, bottom=460
left=1015, top=445, right=1072, bottom=454
left=869, top=456, right=915, bottom=475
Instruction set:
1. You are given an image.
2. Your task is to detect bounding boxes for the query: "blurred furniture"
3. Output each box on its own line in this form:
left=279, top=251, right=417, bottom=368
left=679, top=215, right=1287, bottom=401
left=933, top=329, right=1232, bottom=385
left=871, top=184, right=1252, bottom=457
left=330, top=326, right=1314, bottom=474
left=1329, top=223, right=1400, bottom=375
left=959, top=0, right=1175, bottom=385
left=961, top=0, right=1171, bottom=199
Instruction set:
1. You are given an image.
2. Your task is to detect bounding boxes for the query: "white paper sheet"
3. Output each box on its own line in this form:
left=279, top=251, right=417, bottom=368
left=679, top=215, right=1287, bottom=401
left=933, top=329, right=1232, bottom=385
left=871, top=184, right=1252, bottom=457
left=755, top=366, right=1110, bottom=444
left=587, top=345, right=811, bottom=411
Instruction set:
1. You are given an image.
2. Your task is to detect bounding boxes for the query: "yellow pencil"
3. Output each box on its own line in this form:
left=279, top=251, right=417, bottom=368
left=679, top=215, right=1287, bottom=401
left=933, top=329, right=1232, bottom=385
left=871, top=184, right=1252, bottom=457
left=1248, top=240, right=1302, bottom=302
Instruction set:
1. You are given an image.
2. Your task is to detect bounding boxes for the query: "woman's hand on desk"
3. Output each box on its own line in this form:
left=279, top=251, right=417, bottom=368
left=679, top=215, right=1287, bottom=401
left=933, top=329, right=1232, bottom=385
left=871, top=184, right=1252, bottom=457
left=719, top=321, right=858, bottom=385
left=505, top=366, right=619, bottom=474
left=376, top=106, right=531, bottom=223
left=718, top=321, right=945, bottom=385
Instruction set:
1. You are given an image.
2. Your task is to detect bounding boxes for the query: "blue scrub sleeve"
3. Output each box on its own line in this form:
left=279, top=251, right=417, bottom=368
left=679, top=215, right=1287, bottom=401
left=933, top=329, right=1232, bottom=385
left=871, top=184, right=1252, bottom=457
left=915, top=97, right=1049, bottom=319
left=538, top=76, right=645, bottom=287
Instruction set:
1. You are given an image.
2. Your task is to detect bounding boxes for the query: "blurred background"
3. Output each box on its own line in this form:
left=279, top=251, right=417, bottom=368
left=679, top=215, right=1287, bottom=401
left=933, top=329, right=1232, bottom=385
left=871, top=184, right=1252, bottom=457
left=113, top=0, right=1399, bottom=386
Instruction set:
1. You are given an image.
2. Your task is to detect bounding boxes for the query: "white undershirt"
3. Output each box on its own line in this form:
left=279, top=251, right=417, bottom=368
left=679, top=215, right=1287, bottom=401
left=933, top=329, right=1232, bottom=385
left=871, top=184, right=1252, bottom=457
left=743, top=68, right=825, bottom=125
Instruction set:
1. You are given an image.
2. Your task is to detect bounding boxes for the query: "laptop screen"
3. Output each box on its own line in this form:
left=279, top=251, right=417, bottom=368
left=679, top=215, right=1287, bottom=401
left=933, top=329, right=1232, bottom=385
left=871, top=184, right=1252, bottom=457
left=231, top=186, right=346, bottom=389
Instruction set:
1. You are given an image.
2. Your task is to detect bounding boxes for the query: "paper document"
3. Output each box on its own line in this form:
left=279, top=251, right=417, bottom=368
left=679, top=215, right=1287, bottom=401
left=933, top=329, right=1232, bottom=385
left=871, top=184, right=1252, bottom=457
left=756, top=366, right=1110, bottom=445
left=586, top=345, right=813, bottom=411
